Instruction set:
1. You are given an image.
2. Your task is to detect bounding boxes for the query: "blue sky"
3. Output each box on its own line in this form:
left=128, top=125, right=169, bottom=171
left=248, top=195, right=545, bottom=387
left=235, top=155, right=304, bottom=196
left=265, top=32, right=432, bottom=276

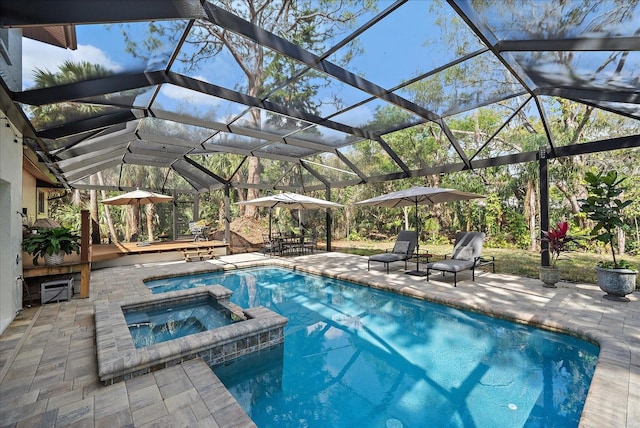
left=19, top=2, right=638, bottom=132
left=20, top=3, right=446, bottom=106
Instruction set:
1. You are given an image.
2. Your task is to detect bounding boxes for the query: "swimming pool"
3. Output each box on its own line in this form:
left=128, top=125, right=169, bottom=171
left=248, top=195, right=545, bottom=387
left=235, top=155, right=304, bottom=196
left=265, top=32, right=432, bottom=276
left=146, top=267, right=599, bottom=428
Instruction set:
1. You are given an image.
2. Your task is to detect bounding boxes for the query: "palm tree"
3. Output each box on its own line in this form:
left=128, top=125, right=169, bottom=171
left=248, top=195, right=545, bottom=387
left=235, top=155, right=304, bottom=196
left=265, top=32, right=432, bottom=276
left=30, top=61, right=113, bottom=237
left=30, top=61, right=112, bottom=129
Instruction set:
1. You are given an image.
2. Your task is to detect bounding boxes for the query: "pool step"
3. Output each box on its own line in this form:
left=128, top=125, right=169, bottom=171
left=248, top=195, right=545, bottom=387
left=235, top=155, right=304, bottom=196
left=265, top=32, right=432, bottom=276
left=126, top=312, right=150, bottom=327
left=183, top=248, right=216, bottom=262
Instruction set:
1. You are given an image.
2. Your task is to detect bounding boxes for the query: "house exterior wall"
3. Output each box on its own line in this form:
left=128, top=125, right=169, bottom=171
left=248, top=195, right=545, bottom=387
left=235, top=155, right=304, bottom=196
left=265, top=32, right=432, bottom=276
left=0, top=28, right=23, bottom=334
left=22, top=171, right=37, bottom=226
left=0, top=118, right=24, bottom=334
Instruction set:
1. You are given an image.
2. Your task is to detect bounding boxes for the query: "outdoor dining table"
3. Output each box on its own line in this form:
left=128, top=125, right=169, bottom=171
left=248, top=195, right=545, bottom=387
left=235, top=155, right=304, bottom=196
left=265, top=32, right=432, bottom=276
left=272, top=233, right=314, bottom=256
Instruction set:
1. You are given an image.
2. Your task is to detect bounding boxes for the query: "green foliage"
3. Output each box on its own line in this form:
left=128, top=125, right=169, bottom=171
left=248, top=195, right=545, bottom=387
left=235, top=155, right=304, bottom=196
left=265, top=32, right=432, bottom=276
left=627, top=240, right=640, bottom=256
left=424, top=233, right=450, bottom=246
left=485, top=232, right=510, bottom=248
left=579, top=170, right=633, bottom=269
left=347, top=231, right=364, bottom=241
left=422, top=218, right=449, bottom=245
left=422, top=217, right=439, bottom=234
left=22, top=227, right=81, bottom=265
left=502, top=208, right=530, bottom=249
left=48, top=195, right=82, bottom=228
left=598, top=259, right=634, bottom=270
left=484, top=194, right=503, bottom=237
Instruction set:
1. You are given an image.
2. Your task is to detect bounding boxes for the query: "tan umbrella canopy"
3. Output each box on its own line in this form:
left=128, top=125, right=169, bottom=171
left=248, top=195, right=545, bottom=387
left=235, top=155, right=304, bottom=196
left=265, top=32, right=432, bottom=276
left=355, top=186, right=485, bottom=275
left=237, top=192, right=343, bottom=210
left=237, top=192, right=344, bottom=237
left=355, top=186, right=484, bottom=208
left=101, top=189, right=173, bottom=206
left=102, top=189, right=173, bottom=243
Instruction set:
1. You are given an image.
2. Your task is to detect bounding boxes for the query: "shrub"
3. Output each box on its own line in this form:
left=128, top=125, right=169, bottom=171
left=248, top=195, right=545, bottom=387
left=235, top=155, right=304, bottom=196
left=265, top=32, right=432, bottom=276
left=22, top=226, right=80, bottom=265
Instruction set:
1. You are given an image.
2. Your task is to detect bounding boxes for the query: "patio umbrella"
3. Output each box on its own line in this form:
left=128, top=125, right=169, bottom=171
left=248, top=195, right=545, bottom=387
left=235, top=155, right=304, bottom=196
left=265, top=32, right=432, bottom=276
left=101, top=189, right=173, bottom=244
left=236, top=192, right=344, bottom=238
left=355, top=186, right=484, bottom=275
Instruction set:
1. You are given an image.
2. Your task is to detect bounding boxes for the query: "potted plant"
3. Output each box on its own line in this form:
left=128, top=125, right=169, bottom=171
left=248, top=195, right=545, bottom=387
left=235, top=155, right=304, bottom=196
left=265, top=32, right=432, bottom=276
left=579, top=170, right=637, bottom=301
left=539, top=221, right=574, bottom=288
left=22, top=226, right=81, bottom=266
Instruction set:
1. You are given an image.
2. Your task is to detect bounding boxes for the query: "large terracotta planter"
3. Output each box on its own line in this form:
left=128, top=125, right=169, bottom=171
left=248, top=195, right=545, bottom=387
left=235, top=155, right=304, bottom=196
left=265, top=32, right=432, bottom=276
left=595, top=266, right=637, bottom=301
left=539, top=266, right=560, bottom=288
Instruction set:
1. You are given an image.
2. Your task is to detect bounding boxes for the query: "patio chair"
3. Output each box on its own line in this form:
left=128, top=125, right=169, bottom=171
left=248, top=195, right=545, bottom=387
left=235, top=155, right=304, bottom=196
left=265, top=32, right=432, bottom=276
left=425, top=231, right=485, bottom=287
left=261, top=234, right=281, bottom=256
left=368, top=230, right=418, bottom=274
left=189, top=221, right=209, bottom=241
left=302, top=233, right=318, bottom=254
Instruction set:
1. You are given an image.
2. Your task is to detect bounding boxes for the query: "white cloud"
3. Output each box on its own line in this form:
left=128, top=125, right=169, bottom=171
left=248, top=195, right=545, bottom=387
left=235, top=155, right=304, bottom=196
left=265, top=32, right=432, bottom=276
left=191, top=74, right=211, bottom=84
left=160, top=75, right=220, bottom=107
left=22, top=39, right=122, bottom=89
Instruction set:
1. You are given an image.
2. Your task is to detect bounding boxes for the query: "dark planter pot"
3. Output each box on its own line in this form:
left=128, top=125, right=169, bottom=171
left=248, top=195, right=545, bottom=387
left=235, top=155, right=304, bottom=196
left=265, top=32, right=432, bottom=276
left=595, top=266, right=637, bottom=301
left=539, top=266, right=560, bottom=288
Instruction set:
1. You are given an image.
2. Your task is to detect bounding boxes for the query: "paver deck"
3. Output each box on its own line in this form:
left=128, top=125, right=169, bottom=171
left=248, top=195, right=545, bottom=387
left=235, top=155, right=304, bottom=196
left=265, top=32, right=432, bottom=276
left=1, top=252, right=638, bottom=427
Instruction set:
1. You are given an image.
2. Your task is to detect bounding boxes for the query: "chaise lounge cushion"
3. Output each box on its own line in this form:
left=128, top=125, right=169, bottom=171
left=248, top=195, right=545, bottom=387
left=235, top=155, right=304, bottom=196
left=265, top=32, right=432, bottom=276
left=370, top=238, right=411, bottom=264
left=369, top=252, right=406, bottom=263
left=451, top=245, right=473, bottom=261
left=368, top=230, right=418, bottom=273
left=392, top=240, right=411, bottom=255
left=425, top=231, right=486, bottom=286
left=426, top=258, right=475, bottom=272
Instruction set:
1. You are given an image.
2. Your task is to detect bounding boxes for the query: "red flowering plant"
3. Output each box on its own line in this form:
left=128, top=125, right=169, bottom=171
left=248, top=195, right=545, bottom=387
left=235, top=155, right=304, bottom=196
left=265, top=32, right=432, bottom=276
left=541, top=221, right=576, bottom=268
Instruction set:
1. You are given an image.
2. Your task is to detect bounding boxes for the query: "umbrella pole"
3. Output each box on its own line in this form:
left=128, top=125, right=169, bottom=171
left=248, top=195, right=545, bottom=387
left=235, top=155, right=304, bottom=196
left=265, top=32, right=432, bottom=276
left=406, top=199, right=428, bottom=276
left=137, top=200, right=150, bottom=246
left=139, top=201, right=142, bottom=240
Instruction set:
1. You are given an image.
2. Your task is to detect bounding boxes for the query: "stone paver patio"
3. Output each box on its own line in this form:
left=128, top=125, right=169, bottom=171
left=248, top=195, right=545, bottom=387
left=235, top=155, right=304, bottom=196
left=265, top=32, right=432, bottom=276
left=0, top=252, right=638, bottom=427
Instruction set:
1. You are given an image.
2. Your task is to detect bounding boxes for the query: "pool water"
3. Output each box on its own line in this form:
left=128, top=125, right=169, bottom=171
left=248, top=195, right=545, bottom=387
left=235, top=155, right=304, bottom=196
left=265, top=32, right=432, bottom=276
left=146, top=267, right=599, bottom=428
left=124, top=299, right=233, bottom=348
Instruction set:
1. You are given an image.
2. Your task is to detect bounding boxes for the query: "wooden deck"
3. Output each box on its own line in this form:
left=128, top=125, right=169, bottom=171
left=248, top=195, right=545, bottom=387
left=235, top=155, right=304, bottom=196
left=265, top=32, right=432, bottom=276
left=90, top=239, right=229, bottom=262
left=21, top=239, right=229, bottom=304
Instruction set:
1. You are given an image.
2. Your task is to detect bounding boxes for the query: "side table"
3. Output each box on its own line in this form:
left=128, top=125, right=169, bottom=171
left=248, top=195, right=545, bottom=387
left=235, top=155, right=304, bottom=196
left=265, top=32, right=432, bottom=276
left=406, top=250, right=433, bottom=276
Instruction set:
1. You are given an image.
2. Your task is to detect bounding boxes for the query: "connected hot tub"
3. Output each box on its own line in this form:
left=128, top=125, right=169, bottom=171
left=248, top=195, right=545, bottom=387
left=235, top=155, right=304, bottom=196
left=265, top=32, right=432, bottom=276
left=95, top=285, right=287, bottom=385
left=124, top=294, right=239, bottom=348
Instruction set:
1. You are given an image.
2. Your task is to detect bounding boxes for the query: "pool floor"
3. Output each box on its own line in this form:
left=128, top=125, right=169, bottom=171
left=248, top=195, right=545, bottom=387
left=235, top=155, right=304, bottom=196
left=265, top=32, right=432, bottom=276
left=147, top=267, right=599, bottom=428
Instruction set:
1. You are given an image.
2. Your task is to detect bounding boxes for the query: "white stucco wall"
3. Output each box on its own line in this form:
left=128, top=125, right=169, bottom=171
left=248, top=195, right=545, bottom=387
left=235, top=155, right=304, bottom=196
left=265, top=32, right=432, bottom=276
left=0, top=118, right=24, bottom=334
left=0, top=28, right=23, bottom=334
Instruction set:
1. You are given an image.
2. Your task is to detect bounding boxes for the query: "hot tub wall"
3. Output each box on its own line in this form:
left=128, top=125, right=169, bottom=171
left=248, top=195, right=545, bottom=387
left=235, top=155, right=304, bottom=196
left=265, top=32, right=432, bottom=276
left=95, top=286, right=287, bottom=385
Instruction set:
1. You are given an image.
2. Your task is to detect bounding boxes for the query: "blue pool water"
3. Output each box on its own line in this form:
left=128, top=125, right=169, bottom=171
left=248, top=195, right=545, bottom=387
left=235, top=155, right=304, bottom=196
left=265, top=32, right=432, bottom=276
left=123, top=298, right=233, bottom=348
left=146, top=267, right=599, bottom=428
